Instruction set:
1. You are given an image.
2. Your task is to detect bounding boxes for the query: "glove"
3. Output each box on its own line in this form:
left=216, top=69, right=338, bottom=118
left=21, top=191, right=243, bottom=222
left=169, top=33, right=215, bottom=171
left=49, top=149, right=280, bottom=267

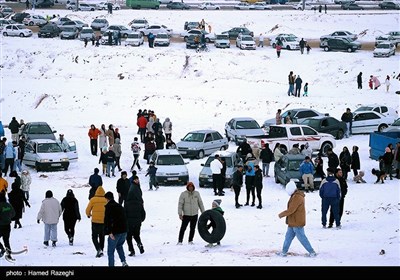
left=37, top=220, right=40, bottom=224
left=26, top=203, right=31, bottom=208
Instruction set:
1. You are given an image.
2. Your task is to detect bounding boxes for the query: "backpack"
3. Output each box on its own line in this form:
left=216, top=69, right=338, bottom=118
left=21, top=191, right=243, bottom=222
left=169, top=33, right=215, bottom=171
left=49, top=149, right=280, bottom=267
left=131, top=142, right=140, bottom=153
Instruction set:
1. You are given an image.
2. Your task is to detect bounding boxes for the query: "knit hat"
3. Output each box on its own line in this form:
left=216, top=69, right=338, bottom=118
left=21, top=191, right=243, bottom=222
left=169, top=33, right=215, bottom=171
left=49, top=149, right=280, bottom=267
left=286, top=181, right=297, bottom=196
left=45, top=190, right=53, bottom=198
left=212, top=199, right=222, bottom=207
left=104, top=191, right=114, bottom=200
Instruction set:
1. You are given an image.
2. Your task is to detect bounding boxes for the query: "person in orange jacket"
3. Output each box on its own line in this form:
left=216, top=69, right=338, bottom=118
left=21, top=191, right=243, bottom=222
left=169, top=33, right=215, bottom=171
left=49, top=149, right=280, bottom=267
left=88, top=124, right=101, bottom=156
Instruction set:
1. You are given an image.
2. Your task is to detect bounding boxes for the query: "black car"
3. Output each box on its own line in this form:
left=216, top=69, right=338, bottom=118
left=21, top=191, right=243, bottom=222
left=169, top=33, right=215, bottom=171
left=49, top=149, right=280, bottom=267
left=221, top=27, right=254, bottom=39
left=186, top=34, right=199, bottom=49
left=341, top=3, right=364, bottom=10
left=11, top=12, right=30, bottom=24
left=38, top=23, right=61, bottom=38
left=300, top=116, right=347, bottom=140
left=320, top=38, right=361, bottom=52
left=166, top=2, right=190, bottom=9
left=379, top=1, right=400, bottom=9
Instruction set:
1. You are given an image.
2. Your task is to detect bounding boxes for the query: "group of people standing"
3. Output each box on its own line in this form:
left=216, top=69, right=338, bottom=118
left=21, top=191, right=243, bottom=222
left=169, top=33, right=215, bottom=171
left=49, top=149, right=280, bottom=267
left=357, top=72, right=394, bottom=92
left=287, top=71, right=309, bottom=97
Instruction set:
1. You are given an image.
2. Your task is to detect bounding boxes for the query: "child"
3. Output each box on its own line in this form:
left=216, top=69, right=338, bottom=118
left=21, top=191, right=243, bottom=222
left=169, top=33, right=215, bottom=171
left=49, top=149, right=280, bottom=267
left=353, top=170, right=366, bottom=183
left=303, top=83, right=309, bottom=97
left=372, top=168, right=386, bottom=184
left=306, top=44, right=311, bottom=54
left=205, top=199, right=224, bottom=248
left=369, top=77, right=373, bottom=90
left=145, top=161, right=158, bottom=191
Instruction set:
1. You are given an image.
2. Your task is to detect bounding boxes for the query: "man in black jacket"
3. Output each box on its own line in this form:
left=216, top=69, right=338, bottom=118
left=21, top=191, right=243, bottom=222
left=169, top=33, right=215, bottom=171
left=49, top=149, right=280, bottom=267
left=116, top=171, right=130, bottom=206
left=104, top=192, right=128, bottom=267
left=232, top=165, right=244, bottom=209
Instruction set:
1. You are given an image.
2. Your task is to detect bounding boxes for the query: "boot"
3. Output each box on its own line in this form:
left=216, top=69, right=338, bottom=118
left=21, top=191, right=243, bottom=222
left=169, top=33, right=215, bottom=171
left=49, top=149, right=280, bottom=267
left=17, top=221, right=22, bottom=228
left=128, top=250, right=135, bottom=257
left=69, top=236, right=73, bottom=246
left=138, top=244, right=145, bottom=254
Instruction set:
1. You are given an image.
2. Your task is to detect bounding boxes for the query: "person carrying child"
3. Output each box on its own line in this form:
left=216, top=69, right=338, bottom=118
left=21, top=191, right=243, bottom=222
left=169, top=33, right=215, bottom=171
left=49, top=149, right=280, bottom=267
left=205, top=199, right=224, bottom=248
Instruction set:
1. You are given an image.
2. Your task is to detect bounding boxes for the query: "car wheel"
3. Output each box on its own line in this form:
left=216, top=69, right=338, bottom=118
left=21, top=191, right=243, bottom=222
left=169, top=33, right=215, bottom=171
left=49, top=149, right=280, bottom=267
left=378, top=124, right=388, bottom=132
left=337, top=130, right=344, bottom=140
left=19, top=33, right=25, bottom=37
left=286, top=45, right=291, bottom=50
left=197, top=150, right=205, bottom=159
left=320, top=142, right=333, bottom=157
left=29, top=21, right=34, bottom=26
left=347, top=47, right=353, bottom=53
left=206, top=38, right=210, bottom=43
left=324, top=46, right=329, bottom=52
left=3, top=32, right=7, bottom=36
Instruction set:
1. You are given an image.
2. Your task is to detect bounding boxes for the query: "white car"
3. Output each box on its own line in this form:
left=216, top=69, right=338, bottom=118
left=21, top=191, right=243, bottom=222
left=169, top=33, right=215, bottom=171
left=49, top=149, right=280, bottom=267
left=249, top=2, right=272, bottom=10
left=103, top=24, right=135, bottom=37
left=373, top=42, right=396, bottom=57
left=225, top=117, right=265, bottom=145
left=236, top=34, right=256, bottom=50
left=78, top=3, right=96, bottom=11
left=2, top=24, right=32, bottom=37
left=154, top=32, right=170, bottom=47
left=90, top=18, right=109, bottom=30
left=138, top=24, right=173, bottom=36
left=320, top=30, right=358, bottom=42
left=150, top=149, right=189, bottom=186
left=214, top=33, right=230, bottom=48
left=293, top=2, right=315, bottom=10
left=79, top=27, right=95, bottom=41
left=264, top=108, right=328, bottom=128
left=96, top=2, right=121, bottom=10
left=59, top=20, right=88, bottom=32
left=375, top=35, right=396, bottom=46
left=352, top=111, right=397, bottom=134
left=386, top=31, right=400, bottom=46
left=382, top=118, right=400, bottom=132
left=181, top=28, right=215, bottom=43
left=198, top=2, right=220, bottom=10
left=271, top=34, right=300, bottom=50
left=23, top=139, right=78, bottom=172
left=354, top=105, right=398, bottom=119
left=22, top=15, right=47, bottom=27
left=0, top=19, right=16, bottom=31
left=234, top=2, right=250, bottom=10
left=129, top=18, right=149, bottom=30
left=125, top=32, right=144, bottom=46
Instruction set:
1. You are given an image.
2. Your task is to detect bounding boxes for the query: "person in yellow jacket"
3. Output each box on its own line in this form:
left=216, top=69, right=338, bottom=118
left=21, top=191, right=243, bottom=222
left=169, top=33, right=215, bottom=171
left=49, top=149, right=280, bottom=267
left=0, top=173, right=8, bottom=194
left=86, top=186, right=107, bottom=258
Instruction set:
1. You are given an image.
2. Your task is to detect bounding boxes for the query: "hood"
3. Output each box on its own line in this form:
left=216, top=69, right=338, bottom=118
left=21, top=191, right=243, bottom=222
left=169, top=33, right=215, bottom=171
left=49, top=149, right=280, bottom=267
left=95, top=186, right=105, bottom=197
left=165, top=117, right=170, bottom=122
left=325, top=175, right=337, bottom=183
left=286, top=181, right=297, bottom=196
left=236, top=128, right=265, bottom=137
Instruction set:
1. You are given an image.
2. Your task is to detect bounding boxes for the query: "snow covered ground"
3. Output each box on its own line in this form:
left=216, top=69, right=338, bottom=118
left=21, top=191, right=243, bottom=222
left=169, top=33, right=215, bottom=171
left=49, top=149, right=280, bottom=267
left=0, top=8, right=399, bottom=270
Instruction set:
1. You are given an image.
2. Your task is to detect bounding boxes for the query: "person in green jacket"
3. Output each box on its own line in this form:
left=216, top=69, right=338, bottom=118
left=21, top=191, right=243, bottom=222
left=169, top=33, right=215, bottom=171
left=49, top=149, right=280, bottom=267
left=0, top=192, right=16, bottom=261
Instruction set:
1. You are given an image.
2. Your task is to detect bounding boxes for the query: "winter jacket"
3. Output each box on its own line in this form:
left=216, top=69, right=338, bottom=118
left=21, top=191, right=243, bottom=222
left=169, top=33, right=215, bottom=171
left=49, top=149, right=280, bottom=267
left=104, top=199, right=127, bottom=235
left=328, top=152, right=339, bottom=170
left=341, top=112, right=353, bottom=123
left=99, top=128, right=108, bottom=149
left=319, top=176, right=341, bottom=199
left=300, top=161, right=314, bottom=176
left=274, top=147, right=284, bottom=162
left=254, top=169, right=263, bottom=188
left=260, top=146, right=274, bottom=163
left=37, top=197, right=62, bottom=224
left=61, top=193, right=81, bottom=222
left=336, top=176, right=348, bottom=199
left=116, top=178, right=130, bottom=204
left=0, top=200, right=15, bottom=226
left=124, top=185, right=145, bottom=228
left=178, top=186, right=205, bottom=217
left=113, top=138, right=122, bottom=158
left=232, top=169, right=243, bottom=187
left=105, top=150, right=116, bottom=163
left=163, top=118, right=172, bottom=134
left=8, top=183, right=29, bottom=220
left=278, top=190, right=306, bottom=227
left=137, top=116, right=148, bottom=129
left=86, top=186, right=107, bottom=224
left=339, top=150, right=351, bottom=172
left=351, top=149, right=360, bottom=170
left=99, top=151, right=107, bottom=165
left=8, top=118, right=20, bottom=134
left=4, top=142, right=16, bottom=159
left=88, top=127, right=101, bottom=140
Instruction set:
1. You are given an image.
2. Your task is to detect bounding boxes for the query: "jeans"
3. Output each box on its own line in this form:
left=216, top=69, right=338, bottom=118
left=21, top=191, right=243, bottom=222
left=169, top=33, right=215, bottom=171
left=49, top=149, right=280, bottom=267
left=178, top=215, right=198, bottom=243
left=106, top=162, right=115, bottom=176
left=107, top=232, right=127, bottom=267
left=345, top=122, right=350, bottom=138
left=44, top=223, right=58, bottom=242
left=288, top=84, right=294, bottom=96
left=262, top=162, right=270, bottom=176
left=91, top=223, right=105, bottom=251
left=13, top=159, right=22, bottom=172
left=282, top=226, right=314, bottom=254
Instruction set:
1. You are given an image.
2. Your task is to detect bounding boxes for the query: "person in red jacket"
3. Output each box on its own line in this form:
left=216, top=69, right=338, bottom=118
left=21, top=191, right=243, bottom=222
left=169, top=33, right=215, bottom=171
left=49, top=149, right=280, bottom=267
left=137, top=115, right=148, bottom=143
left=88, top=124, right=101, bottom=156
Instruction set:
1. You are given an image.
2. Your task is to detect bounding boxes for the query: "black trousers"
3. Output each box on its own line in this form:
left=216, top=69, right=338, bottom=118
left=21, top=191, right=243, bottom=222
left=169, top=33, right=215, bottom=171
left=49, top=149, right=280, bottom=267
left=126, top=222, right=143, bottom=253
left=64, top=219, right=77, bottom=238
left=233, top=185, right=241, bottom=205
left=329, top=197, right=345, bottom=226
left=91, top=223, right=105, bottom=252
left=256, top=186, right=262, bottom=206
left=212, top=174, right=223, bottom=194
left=0, top=225, right=11, bottom=253
left=178, top=215, right=198, bottom=243
left=90, top=139, right=98, bottom=156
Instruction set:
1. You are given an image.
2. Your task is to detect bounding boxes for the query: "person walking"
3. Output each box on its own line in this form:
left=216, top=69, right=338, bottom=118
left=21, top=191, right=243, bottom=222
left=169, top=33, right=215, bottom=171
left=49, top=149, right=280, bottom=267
left=86, top=186, right=107, bottom=258
left=339, top=146, right=351, bottom=180
left=0, top=192, right=16, bottom=262
left=253, top=165, right=263, bottom=209
left=357, top=72, right=363, bottom=89
left=385, top=75, right=391, bottom=92
left=88, top=124, right=101, bottom=156
left=88, top=168, right=103, bottom=200
left=276, top=43, right=282, bottom=58
left=99, top=124, right=108, bottom=152
left=162, top=117, right=172, bottom=140
left=341, top=108, right=353, bottom=138
left=319, top=168, right=341, bottom=229
left=259, top=143, right=274, bottom=177
left=116, top=171, right=130, bottom=206
left=177, top=182, right=205, bottom=245
left=130, top=137, right=142, bottom=172
left=328, top=168, right=348, bottom=228
left=105, top=146, right=116, bottom=177
left=258, top=33, right=264, bottom=48
left=20, top=169, right=31, bottom=201
left=8, top=179, right=30, bottom=229
left=350, top=145, right=360, bottom=178
left=113, top=138, right=122, bottom=172
left=244, top=160, right=256, bottom=207
left=288, top=71, right=295, bottom=96
left=210, top=154, right=223, bottom=196
left=277, top=182, right=316, bottom=257
left=104, top=191, right=128, bottom=267
left=124, top=175, right=145, bottom=256
left=60, top=189, right=81, bottom=246
left=145, top=161, right=158, bottom=191
left=299, top=38, right=306, bottom=54
left=25, top=0, right=30, bottom=9
left=295, top=75, right=303, bottom=97
left=37, top=190, right=62, bottom=247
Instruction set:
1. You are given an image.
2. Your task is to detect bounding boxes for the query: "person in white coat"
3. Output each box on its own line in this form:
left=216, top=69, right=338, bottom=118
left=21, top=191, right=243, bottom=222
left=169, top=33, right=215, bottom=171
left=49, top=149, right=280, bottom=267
left=56, top=134, right=69, bottom=152
left=37, top=190, right=62, bottom=247
left=210, top=154, right=224, bottom=196
left=162, top=117, right=172, bottom=140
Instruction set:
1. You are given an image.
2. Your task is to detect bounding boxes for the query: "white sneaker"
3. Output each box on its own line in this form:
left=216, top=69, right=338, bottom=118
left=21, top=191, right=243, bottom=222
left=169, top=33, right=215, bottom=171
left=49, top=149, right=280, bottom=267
left=308, top=252, right=317, bottom=257
left=122, top=261, right=128, bottom=267
left=176, top=242, right=183, bottom=245
left=188, top=241, right=194, bottom=245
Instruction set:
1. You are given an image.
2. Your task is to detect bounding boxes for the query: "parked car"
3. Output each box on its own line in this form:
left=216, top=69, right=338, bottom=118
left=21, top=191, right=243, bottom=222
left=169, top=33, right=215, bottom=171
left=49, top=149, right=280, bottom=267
left=166, top=2, right=190, bottom=9
left=150, top=149, right=189, bottom=186
left=104, top=25, right=135, bottom=38
left=96, top=2, right=121, bottom=10
left=125, top=31, right=144, bottom=46
left=234, top=2, right=250, bottom=10
left=320, top=37, right=361, bottom=52
left=22, top=15, right=47, bottom=27
left=334, top=0, right=355, bottom=4
left=138, top=24, right=173, bottom=36
left=186, top=34, right=198, bottom=49
left=0, top=7, right=13, bottom=17
left=181, top=28, right=215, bottom=43
left=300, top=116, right=347, bottom=140
left=129, top=18, right=149, bottom=30
left=214, top=33, right=230, bottom=48
left=60, top=27, right=79, bottom=39
left=373, top=42, right=396, bottom=57
left=53, top=17, right=71, bottom=28
left=154, top=32, right=170, bottom=46
left=320, top=30, right=358, bottom=42
left=263, top=108, right=328, bottom=128
left=379, top=1, right=400, bottom=10
left=352, top=111, right=397, bottom=134
left=78, top=3, right=96, bottom=11
left=38, top=23, right=60, bottom=38
left=23, top=139, right=78, bottom=172
left=271, top=34, right=300, bottom=50
left=249, top=2, right=272, bottom=10
left=198, top=2, right=220, bottom=10
left=274, top=154, right=322, bottom=189
left=354, top=105, right=398, bottom=118
left=382, top=118, right=400, bottom=132
left=293, top=2, right=315, bottom=10
left=184, top=21, right=199, bottom=31
left=341, top=3, right=364, bottom=10
left=59, top=20, right=88, bottom=32
left=79, top=27, right=95, bottom=41
left=222, top=27, right=254, bottom=39
left=2, top=24, right=33, bottom=37
left=20, top=122, right=56, bottom=141
left=225, top=117, right=265, bottom=145
left=90, top=18, right=109, bottom=30
left=176, top=130, right=229, bottom=159
left=0, top=19, right=17, bottom=31
left=11, top=12, right=30, bottom=23
left=236, top=34, right=256, bottom=50
left=199, top=151, right=243, bottom=188
left=386, top=31, right=400, bottom=46
left=375, top=35, right=397, bottom=46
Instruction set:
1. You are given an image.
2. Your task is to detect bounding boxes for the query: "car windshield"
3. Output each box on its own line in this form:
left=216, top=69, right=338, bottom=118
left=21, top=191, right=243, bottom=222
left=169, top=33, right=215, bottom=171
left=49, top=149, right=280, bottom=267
left=204, top=156, right=233, bottom=167
left=28, top=125, right=53, bottom=134
left=63, top=27, right=75, bottom=32
left=128, top=33, right=140, bottom=38
left=288, top=160, right=302, bottom=171
left=182, top=133, right=205, bottom=142
left=157, top=34, right=168, bottom=38
left=236, top=120, right=260, bottom=129
left=82, top=29, right=92, bottom=33
left=37, top=143, right=63, bottom=153
left=355, top=106, right=373, bottom=112
left=216, top=35, right=228, bottom=40
left=156, top=155, right=184, bottom=165
left=242, top=36, right=253, bottom=41
left=391, top=119, right=400, bottom=126
left=377, top=44, right=391, bottom=49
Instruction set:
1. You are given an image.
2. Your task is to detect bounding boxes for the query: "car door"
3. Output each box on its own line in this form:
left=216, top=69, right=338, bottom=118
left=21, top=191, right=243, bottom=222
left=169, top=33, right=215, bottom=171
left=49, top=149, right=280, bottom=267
left=211, top=132, right=226, bottom=152
left=23, top=142, right=36, bottom=167
left=301, top=126, right=321, bottom=151
left=295, top=110, right=318, bottom=123
left=66, top=141, right=78, bottom=161
left=203, top=133, right=214, bottom=155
